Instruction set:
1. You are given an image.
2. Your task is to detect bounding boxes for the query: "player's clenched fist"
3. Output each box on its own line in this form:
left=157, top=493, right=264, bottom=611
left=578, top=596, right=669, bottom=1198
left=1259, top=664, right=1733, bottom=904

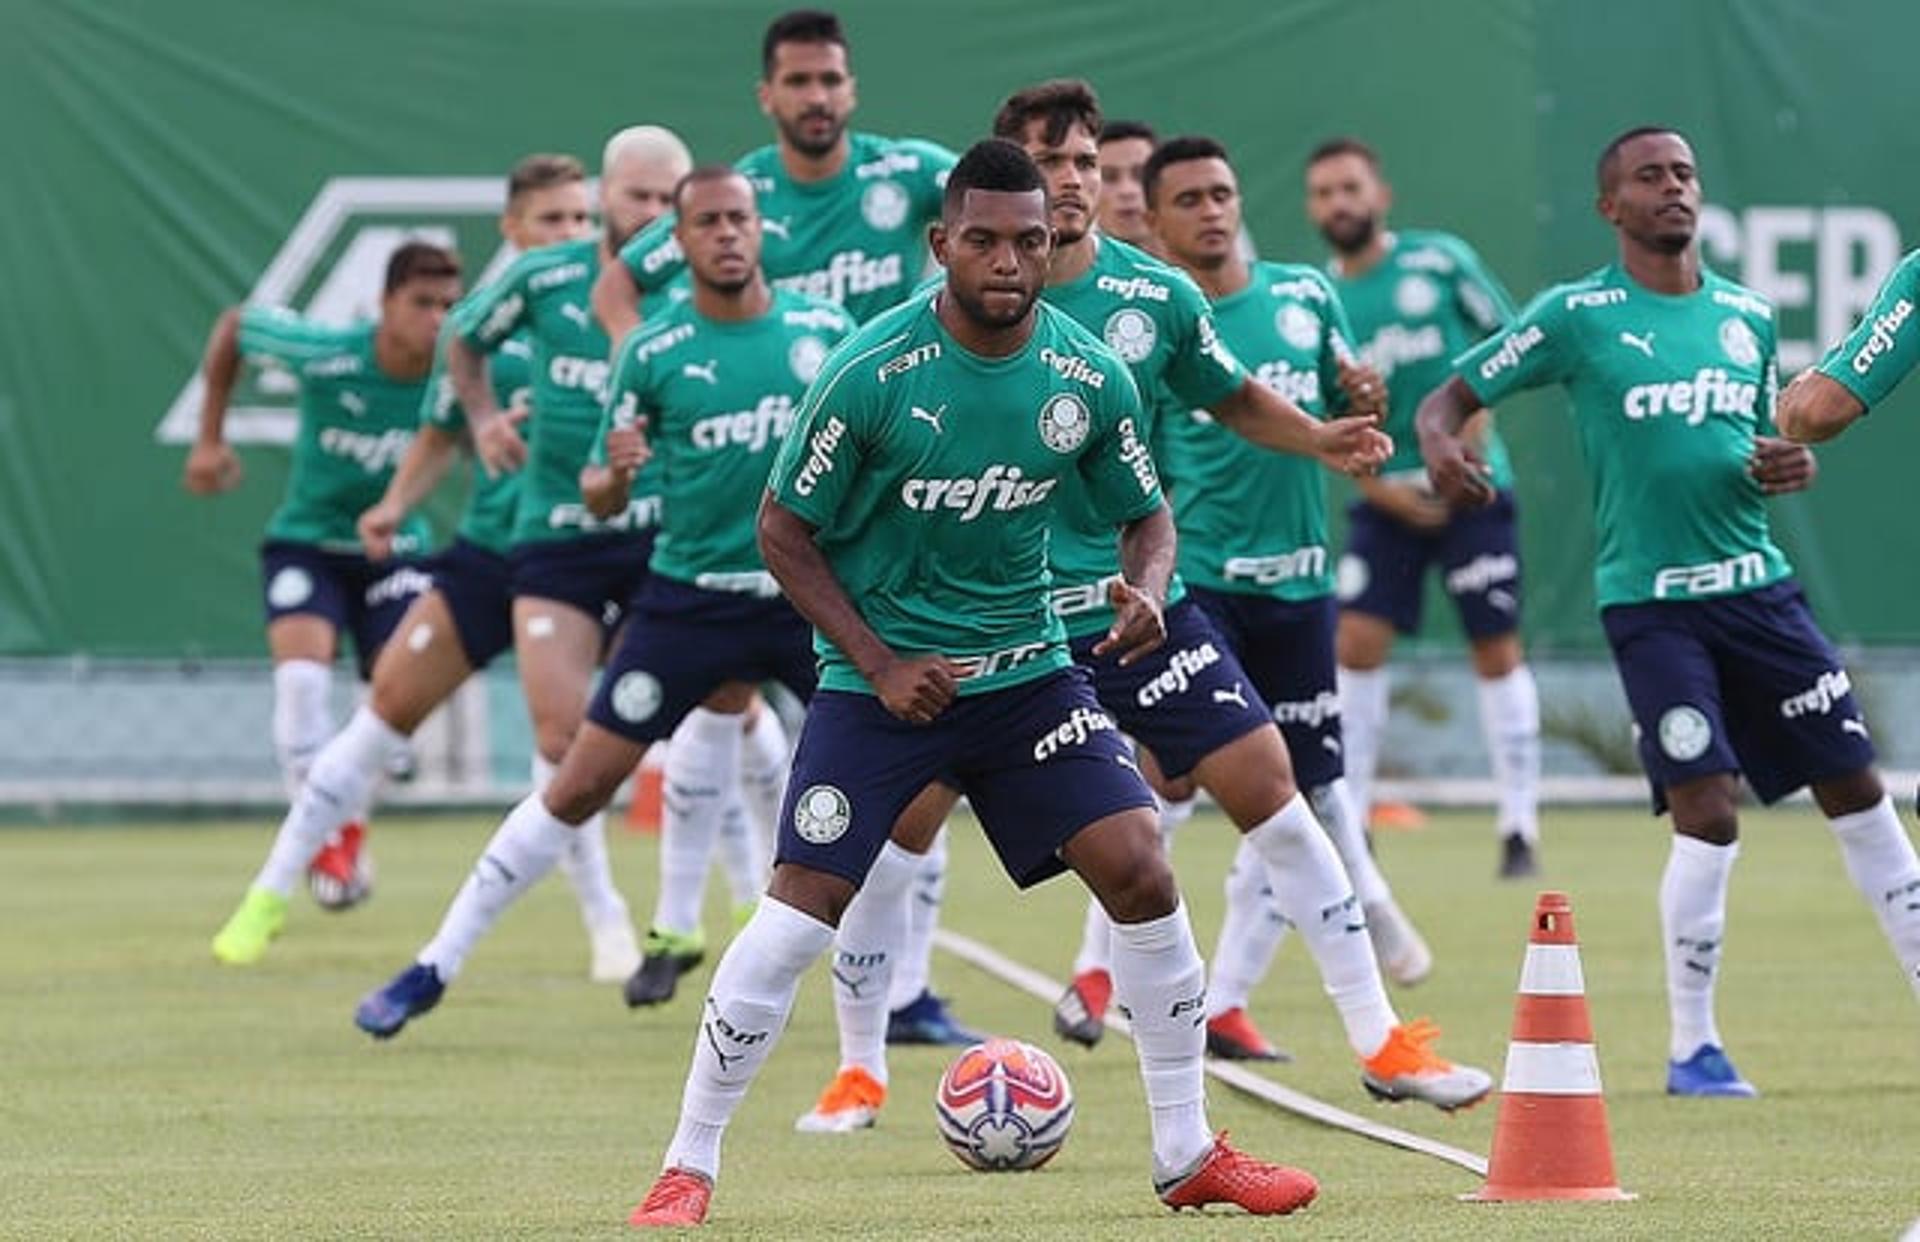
left=1093, top=578, right=1166, bottom=667
left=1747, top=436, right=1817, bottom=496
left=604, top=421, right=652, bottom=475
left=183, top=440, right=243, bottom=494
left=873, top=655, right=959, bottom=725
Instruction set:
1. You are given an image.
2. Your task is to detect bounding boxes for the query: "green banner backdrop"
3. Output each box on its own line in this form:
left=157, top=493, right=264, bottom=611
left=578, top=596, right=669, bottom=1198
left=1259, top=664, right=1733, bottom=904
left=3, top=0, right=1913, bottom=657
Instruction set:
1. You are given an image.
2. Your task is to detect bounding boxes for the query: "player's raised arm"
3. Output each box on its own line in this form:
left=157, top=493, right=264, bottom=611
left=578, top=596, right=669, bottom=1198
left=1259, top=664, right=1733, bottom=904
left=1775, top=372, right=1864, bottom=444
left=184, top=306, right=245, bottom=494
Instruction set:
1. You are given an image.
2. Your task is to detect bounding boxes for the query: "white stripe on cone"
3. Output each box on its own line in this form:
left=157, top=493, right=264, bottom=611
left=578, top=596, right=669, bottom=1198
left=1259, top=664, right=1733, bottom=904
left=1517, top=943, right=1586, bottom=996
left=1501, top=1041, right=1604, bottom=1095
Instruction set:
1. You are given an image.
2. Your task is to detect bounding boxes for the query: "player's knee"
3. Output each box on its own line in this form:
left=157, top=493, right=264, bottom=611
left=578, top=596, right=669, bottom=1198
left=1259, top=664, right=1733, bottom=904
left=1336, top=612, right=1392, bottom=669
left=1469, top=633, right=1523, bottom=679
left=767, top=863, right=857, bottom=927
left=543, top=765, right=618, bottom=825
left=1197, top=729, right=1298, bottom=827
left=532, top=720, right=578, bottom=767
left=1812, top=767, right=1885, bottom=818
left=1103, top=852, right=1179, bottom=924
left=368, top=678, right=430, bottom=735
left=1668, top=777, right=1741, bottom=845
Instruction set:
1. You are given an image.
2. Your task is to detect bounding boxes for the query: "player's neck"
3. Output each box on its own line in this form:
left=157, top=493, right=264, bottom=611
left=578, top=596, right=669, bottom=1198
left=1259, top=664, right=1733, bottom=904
left=372, top=329, right=433, bottom=381
left=1332, top=229, right=1391, bottom=278
left=694, top=274, right=773, bottom=322
left=1620, top=242, right=1701, bottom=297
left=934, top=289, right=1036, bottom=359
left=1047, top=231, right=1100, bottom=287
left=1183, top=252, right=1250, bottom=300
left=779, top=135, right=851, bottom=184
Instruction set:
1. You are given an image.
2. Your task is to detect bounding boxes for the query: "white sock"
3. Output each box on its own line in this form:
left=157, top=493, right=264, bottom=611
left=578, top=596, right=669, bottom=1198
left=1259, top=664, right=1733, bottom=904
left=418, top=793, right=572, bottom=981
left=1243, top=794, right=1397, bottom=1058
left=887, top=826, right=946, bottom=1011
left=1476, top=665, right=1542, bottom=842
left=1660, top=834, right=1737, bottom=1060
left=655, top=710, right=743, bottom=937
left=831, top=842, right=919, bottom=1084
left=532, top=754, right=633, bottom=934
left=1309, top=778, right=1392, bottom=908
left=1072, top=898, right=1114, bottom=976
left=1206, top=836, right=1291, bottom=1018
left=1158, top=794, right=1196, bottom=842
left=1828, top=795, right=1920, bottom=1001
left=664, top=898, right=835, bottom=1179
left=272, top=660, right=334, bottom=798
left=715, top=794, right=767, bottom=910
left=1337, top=665, right=1389, bottom=825
left=1110, top=903, right=1212, bottom=1178
left=738, top=708, right=790, bottom=846
left=254, top=706, right=404, bottom=896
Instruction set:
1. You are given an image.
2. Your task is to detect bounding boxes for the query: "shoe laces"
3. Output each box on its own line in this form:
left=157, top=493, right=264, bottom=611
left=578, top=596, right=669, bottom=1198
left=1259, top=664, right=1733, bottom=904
left=1367, top=1018, right=1454, bottom=1076
left=815, top=1067, right=885, bottom=1113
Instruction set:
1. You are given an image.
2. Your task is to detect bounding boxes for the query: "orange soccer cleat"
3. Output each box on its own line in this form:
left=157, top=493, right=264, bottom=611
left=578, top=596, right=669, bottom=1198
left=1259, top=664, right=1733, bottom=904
left=629, top=1167, right=712, bottom=1228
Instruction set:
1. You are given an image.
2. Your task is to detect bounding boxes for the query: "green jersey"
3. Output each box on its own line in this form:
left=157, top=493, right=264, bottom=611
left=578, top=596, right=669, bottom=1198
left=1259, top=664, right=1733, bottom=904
left=1456, top=263, right=1789, bottom=608
left=1039, top=236, right=1248, bottom=636
left=767, top=294, right=1163, bottom=696
left=421, top=318, right=531, bottom=555
left=1330, top=230, right=1517, bottom=487
left=1164, top=262, right=1351, bottom=600
left=620, top=133, right=956, bottom=325
left=450, top=237, right=658, bottom=545
left=1815, top=247, right=1920, bottom=410
left=238, top=307, right=432, bottom=555
left=595, top=289, right=855, bottom=591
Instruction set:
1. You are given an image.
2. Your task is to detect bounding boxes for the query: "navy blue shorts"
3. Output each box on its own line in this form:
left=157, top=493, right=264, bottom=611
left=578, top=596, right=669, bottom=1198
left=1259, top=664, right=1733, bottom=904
left=1601, top=580, right=1876, bottom=812
left=508, top=531, right=654, bottom=636
left=1186, top=588, right=1344, bottom=790
left=586, top=576, right=817, bottom=744
left=418, top=538, right=514, bottom=669
left=1339, top=491, right=1522, bottom=639
left=776, top=668, right=1155, bottom=890
left=260, top=540, right=431, bottom=679
left=1067, top=597, right=1271, bottom=781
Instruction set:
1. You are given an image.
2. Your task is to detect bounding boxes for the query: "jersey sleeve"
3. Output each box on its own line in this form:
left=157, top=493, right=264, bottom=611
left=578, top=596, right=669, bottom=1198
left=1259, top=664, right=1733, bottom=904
left=1076, top=366, right=1165, bottom=526
left=1162, top=275, right=1250, bottom=410
left=619, top=213, right=687, bottom=294
left=1814, top=249, right=1920, bottom=409
left=448, top=258, right=534, bottom=352
left=1445, top=237, right=1517, bottom=337
left=236, top=306, right=358, bottom=366
left=1455, top=288, right=1572, bottom=407
left=768, top=348, right=872, bottom=527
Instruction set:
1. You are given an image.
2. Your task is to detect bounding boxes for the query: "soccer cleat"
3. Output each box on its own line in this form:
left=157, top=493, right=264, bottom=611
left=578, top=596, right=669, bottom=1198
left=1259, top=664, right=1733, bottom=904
left=1205, top=1007, right=1290, bottom=1063
left=1052, top=968, right=1113, bottom=1049
left=1361, top=1019, right=1494, bottom=1111
left=1666, top=1043, right=1759, bottom=1098
left=589, top=921, right=643, bottom=984
left=1365, top=900, right=1434, bottom=987
left=795, top=1066, right=887, bottom=1133
left=354, top=962, right=445, bottom=1039
left=211, top=887, right=288, bottom=965
left=1498, top=832, right=1540, bottom=880
left=886, top=989, right=984, bottom=1046
left=623, top=928, right=706, bottom=1008
left=1156, top=1131, right=1318, bottom=1215
left=308, top=822, right=374, bottom=911
left=628, top=1166, right=712, bottom=1228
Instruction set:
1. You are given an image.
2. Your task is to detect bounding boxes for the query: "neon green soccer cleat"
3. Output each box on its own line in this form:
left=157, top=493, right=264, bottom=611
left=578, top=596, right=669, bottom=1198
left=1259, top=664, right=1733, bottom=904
left=211, top=888, right=288, bottom=965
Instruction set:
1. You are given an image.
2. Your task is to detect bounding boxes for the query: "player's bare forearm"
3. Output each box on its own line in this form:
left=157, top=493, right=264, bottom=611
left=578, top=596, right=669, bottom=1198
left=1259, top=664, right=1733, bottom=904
left=446, top=338, right=502, bottom=429
left=382, top=424, right=460, bottom=515
left=591, top=262, right=644, bottom=350
left=1209, top=378, right=1320, bottom=457
left=1416, top=376, right=1481, bottom=443
left=1775, top=370, right=1865, bottom=444
left=580, top=464, right=634, bottom=520
left=1416, top=376, right=1495, bottom=506
left=196, top=307, right=243, bottom=444
left=757, top=493, right=898, bottom=683
left=1117, top=503, right=1176, bottom=605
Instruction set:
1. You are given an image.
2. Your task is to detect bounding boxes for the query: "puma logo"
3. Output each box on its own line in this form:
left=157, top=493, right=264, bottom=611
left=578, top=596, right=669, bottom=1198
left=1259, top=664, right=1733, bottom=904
left=1211, top=683, right=1249, bottom=710
left=683, top=359, right=720, bottom=384
left=762, top=217, right=792, bottom=240
left=910, top=403, right=947, bottom=432
left=560, top=303, right=591, bottom=328
left=1842, top=718, right=1871, bottom=739
left=1619, top=330, right=1656, bottom=358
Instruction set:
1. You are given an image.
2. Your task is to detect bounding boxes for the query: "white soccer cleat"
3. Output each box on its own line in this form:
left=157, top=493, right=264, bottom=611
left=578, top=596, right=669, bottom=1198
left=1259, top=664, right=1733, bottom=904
left=1361, top=1020, right=1494, bottom=1112
left=1366, top=899, right=1434, bottom=986
left=795, top=1066, right=886, bottom=1133
left=588, top=920, right=642, bottom=983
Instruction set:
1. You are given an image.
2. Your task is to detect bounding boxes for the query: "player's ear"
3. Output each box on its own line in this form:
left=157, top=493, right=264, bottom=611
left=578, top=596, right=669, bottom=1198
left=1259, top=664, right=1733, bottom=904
left=756, top=78, right=774, bottom=119
left=928, top=221, right=950, bottom=267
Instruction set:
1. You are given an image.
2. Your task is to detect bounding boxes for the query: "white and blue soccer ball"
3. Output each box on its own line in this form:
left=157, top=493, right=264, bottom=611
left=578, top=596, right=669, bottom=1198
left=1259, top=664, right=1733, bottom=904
left=934, top=1038, right=1075, bottom=1172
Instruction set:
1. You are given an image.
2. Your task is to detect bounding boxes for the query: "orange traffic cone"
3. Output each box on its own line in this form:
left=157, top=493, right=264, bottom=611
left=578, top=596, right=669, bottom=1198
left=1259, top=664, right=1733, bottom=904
left=624, top=746, right=665, bottom=835
left=1466, top=891, right=1634, bottom=1202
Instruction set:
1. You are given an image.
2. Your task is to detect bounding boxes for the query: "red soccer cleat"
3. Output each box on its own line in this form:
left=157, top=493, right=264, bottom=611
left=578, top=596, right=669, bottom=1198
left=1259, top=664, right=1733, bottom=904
left=308, top=821, right=373, bottom=911
left=629, top=1167, right=713, bottom=1228
left=1205, top=1007, right=1290, bottom=1062
left=1157, top=1132, right=1318, bottom=1215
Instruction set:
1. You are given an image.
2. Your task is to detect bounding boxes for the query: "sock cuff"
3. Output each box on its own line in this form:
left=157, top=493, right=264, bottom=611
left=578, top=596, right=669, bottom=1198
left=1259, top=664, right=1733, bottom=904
left=1111, top=900, right=1193, bottom=953
left=344, top=703, right=408, bottom=752
left=273, top=659, right=331, bottom=692
left=531, top=752, right=558, bottom=788
left=678, top=706, right=746, bottom=747
left=1671, top=832, right=1740, bottom=867
left=1828, top=794, right=1899, bottom=835
left=753, top=895, right=838, bottom=961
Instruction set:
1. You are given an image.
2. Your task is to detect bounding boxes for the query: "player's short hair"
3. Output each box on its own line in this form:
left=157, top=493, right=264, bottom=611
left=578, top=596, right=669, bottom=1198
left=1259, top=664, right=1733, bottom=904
left=673, top=164, right=753, bottom=213
left=942, top=139, right=1046, bottom=220
left=1304, top=136, right=1382, bottom=174
left=1098, top=119, right=1157, bottom=147
left=505, top=154, right=587, bottom=211
left=602, top=125, right=693, bottom=178
left=384, top=241, right=460, bottom=293
left=762, top=8, right=847, bottom=77
left=992, top=79, right=1103, bottom=148
left=1142, top=135, right=1230, bottom=206
left=1596, top=125, right=1685, bottom=192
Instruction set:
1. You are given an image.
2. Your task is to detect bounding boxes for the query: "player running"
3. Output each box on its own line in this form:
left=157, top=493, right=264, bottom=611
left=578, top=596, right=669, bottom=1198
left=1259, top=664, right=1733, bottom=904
left=354, top=167, right=851, bottom=1039
left=1148, top=135, right=1435, bottom=1033
left=1777, top=247, right=1920, bottom=444
left=184, top=241, right=458, bottom=896
left=631, top=140, right=1321, bottom=1228
left=1095, top=119, right=1160, bottom=254
left=1418, top=127, right=1920, bottom=1096
left=1307, top=137, right=1544, bottom=876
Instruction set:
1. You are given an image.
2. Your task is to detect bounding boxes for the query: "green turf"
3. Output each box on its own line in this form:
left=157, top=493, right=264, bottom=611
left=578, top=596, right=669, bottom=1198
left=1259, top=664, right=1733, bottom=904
left=4, top=806, right=1917, bottom=1239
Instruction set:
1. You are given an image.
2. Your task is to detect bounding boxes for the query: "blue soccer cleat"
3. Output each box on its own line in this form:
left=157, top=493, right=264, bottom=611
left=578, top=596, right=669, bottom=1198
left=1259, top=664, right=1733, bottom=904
left=886, top=990, right=984, bottom=1046
left=354, top=962, right=445, bottom=1040
left=1666, top=1043, right=1758, bottom=1097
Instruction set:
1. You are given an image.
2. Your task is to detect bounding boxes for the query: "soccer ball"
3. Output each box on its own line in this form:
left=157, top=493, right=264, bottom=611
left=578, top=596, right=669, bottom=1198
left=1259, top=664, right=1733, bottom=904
left=934, top=1038, right=1075, bottom=1172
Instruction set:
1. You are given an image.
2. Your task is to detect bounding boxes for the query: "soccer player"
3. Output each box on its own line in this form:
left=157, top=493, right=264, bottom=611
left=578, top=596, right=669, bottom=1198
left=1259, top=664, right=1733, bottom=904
left=206, top=156, right=645, bottom=971
left=631, top=140, right=1319, bottom=1229
left=1776, top=248, right=1920, bottom=443
left=1418, top=127, right=1920, bottom=1095
left=354, top=166, right=850, bottom=1038
left=1148, top=135, right=1435, bottom=1025
left=1095, top=119, right=1159, bottom=254
left=184, top=241, right=459, bottom=888
left=1307, top=137, right=1544, bottom=877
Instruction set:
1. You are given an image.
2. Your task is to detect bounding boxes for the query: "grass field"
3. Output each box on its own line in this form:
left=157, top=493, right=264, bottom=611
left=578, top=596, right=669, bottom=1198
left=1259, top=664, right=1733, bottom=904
left=5, top=805, right=1918, bottom=1239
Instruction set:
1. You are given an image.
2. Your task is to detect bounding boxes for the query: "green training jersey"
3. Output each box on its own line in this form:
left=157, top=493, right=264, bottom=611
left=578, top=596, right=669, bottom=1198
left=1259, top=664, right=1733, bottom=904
left=1164, top=262, right=1350, bottom=601
left=1815, top=247, right=1920, bottom=410
left=620, top=133, right=955, bottom=325
left=767, top=294, right=1163, bottom=696
left=1330, top=230, right=1517, bottom=487
left=238, top=307, right=432, bottom=555
left=449, top=237, right=658, bottom=545
left=595, top=289, right=855, bottom=591
left=1456, top=262, right=1789, bottom=608
left=421, top=318, right=531, bottom=555
left=1039, top=236, right=1248, bottom=636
